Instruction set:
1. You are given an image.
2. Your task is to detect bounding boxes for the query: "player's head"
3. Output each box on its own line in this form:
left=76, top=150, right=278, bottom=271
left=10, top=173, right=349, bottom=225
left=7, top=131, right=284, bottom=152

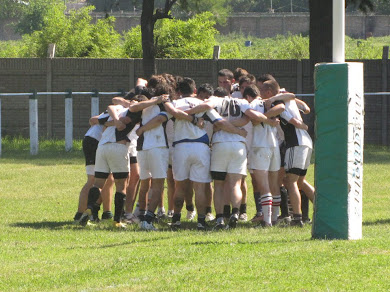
left=233, top=67, right=249, bottom=82
left=217, top=69, right=234, bottom=94
left=243, top=84, right=260, bottom=102
left=260, top=80, right=280, bottom=99
left=146, top=75, right=169, bottom=97
left=214, top=86, right=229, bottom=97
left=178, top=77, right=196, bottom=97
left=197, top=83, right=214, bottom=100
left=256, top=73, right=276, bottom=89
left=238, top=76, right=253, bottom=96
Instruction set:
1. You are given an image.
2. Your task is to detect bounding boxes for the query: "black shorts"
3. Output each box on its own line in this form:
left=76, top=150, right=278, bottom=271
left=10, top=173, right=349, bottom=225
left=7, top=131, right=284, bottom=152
left=83, top=136, right=99, bottom=166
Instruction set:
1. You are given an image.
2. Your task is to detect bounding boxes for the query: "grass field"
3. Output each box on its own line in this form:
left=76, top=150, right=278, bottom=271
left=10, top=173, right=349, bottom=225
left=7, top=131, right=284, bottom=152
left=0, top=138, right=389, bottom=291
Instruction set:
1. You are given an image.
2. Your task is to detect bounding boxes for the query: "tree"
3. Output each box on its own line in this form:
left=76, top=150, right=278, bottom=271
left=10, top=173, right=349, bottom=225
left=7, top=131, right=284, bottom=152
left=141, top=0, right=177, bottom=78
left=138, top=0, right=229, bottom=78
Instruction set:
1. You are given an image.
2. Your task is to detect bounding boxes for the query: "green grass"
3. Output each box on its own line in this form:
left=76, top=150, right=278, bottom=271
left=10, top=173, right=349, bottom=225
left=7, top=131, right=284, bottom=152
left=0, top=139, right=389, bottom=291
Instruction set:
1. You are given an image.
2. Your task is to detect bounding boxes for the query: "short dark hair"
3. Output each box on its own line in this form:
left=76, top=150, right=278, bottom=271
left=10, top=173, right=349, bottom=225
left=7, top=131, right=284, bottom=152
left=178, top=77, right=196, bottom=95
left=198, top=83, right=214, bottom=96
left=257, top=74, right=276, bottom=83
left=233, top=67, right=249, bottom=81
left=218, top=69, right=234, bottom=80
left=214, top=87, right=229, bottom=97
left=238, top=76, right=252, bottom=86
left=243, top=84, right=260, bottom=99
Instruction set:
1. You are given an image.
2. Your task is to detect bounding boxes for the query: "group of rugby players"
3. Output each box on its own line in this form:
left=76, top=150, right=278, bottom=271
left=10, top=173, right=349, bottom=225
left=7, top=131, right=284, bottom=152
left=73, top=67, right=315, bottom=231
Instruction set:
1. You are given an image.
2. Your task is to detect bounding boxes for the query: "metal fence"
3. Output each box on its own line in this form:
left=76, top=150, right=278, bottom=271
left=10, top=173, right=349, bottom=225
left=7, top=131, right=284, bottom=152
left=0, top=91, right=389, bottom=156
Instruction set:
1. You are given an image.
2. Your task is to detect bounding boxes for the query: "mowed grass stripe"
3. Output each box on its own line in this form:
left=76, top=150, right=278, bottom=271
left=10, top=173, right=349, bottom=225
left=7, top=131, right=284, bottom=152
left=0, top=139, right=389, bottom=291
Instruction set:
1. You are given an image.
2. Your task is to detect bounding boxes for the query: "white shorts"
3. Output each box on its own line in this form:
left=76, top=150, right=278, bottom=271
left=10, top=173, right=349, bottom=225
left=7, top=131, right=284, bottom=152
left=86, top=165, right=95, bottom=176
left=95, top=143, right=130, bottom=174
left=138, top=147, right=169, bottom=180
left=211, top=142, right=247, bottom=175
left=128, top=144, right=137, bottom=158
left=284, top=146, right=312, bottom=176
left=172, top=142, right=212, bottom=183
left=249, top=147, right=281, bottom=172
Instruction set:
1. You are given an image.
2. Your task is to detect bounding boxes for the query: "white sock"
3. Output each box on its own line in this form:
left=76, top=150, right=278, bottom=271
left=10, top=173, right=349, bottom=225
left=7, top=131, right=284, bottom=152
left=261, top=193, right=273, bottom=225
left=272, top=195, right=281, bottom=222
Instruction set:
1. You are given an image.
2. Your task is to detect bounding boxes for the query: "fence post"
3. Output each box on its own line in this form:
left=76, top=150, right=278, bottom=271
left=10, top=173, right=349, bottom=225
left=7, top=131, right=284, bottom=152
left=29, top=90, right=39, bottom=155
left=212, top=46, right=220, bottom=88
left=91, top=89, right=99, bottom=117
left=382, top=46, right=389, bottom=145
left=46, top=57, right=53, bottom=138
left=65, top=90, right=73, bottom=152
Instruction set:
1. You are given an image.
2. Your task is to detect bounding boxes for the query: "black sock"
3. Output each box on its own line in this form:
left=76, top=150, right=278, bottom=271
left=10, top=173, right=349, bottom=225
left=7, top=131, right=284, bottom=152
left=197, top=214, right=206, bottom=225
left=102, top=211, right=113, bottom=220
left=223, top=205, right=231, bottom=218
left=92, top=203, right=101, bottom=220
left=232, top=207, right=239, bottom=216
left=205, top=206, right=212, bottom=214
left=138, top=209, right=146, bottom=221
left=280, top=187, right=289, bottom=217
left=145, top=210, right=155, bottom=224
left=300, top=190, right=309, bottom=220
left=292, top=213, right=302, bottom=221
left=172, top=213, right=181, bottom=223
left=254, top=192, right=262, bottom=214
left=186, top=204, right=194, bottom=212
left=239, top=203, right=247, bottom=214
left=87, top=187, right=100, bottom=210
left=114, top=192, right=126, bottom=223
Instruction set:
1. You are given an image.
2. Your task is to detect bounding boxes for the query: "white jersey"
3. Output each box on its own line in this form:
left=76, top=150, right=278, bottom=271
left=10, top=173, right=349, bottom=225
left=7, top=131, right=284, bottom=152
left=280, top=100, right=312, bottom=149
left=231, top=91, right=243, bottom=99
left=84, top=112, right=110, bottom=141
left=99, top=106, right=137, bottom=146
left=137, top=100, right=168, bottom=151
left=248, top=98, right=279, bottom=148
left=208, top=96, right=248, bottom=144
left=169, top=97, right=222, bottom=146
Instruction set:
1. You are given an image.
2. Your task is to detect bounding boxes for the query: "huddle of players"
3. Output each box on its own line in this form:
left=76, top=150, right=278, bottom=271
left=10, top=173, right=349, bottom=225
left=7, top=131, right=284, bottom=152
left=74, top=68, right=315, bottom=230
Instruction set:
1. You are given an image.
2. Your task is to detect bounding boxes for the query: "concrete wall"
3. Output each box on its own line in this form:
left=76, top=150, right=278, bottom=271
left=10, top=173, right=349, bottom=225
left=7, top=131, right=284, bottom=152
left=0, top=58, right=389, bottom=145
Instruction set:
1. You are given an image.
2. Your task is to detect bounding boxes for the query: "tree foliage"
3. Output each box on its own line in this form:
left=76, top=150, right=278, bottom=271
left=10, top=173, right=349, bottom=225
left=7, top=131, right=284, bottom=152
left=124, top=12, right=217, bottom=58
left=18, top=2, right=123, bottom=58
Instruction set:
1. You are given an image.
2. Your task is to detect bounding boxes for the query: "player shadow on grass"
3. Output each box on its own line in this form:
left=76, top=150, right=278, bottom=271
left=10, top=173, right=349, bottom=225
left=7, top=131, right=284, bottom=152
left=363, top=218, right=390, bottom=226
left=11, top=221, right=71, bottom=230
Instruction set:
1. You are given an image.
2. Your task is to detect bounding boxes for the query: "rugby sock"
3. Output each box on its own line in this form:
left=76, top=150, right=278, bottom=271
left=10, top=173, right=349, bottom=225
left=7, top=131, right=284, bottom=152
left=231, top=207, right=239, bottom=216
left=280, top=186, right=289, bottom=217
left=87, top=187, right=100, bottom=210
left=172, top=213, right=181, bottom=224
left=145, top=210, right=156, bottom=224
left=292, top=213, right=302, bottom=222
left=186, top=204, right=195, bottom=212
left=271, top=195, right=281, bottom=222
left=261, top=193, right=273, bottom=225
left=254, top=192, right=262, bottom=214
left=92, top=203, right=101, bottom=221
left=239, top=203, right=247, bottom=214
left=300, top=190, right=309, bottom=221
left=205, top=206, right=212, bottom=214
left=138, top=210, right=146, bottom=222
left=197, top=214, right=206, bottom=226
left=223, top=205, right=231, bottom=218
left=102, top=211, right=113, bottom=220
left=114, top=192, right=126, bottom=223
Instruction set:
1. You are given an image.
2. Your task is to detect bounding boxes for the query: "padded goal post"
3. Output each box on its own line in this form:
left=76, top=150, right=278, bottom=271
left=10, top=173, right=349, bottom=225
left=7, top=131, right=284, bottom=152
left=312, top=62, right=364, bottom=240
